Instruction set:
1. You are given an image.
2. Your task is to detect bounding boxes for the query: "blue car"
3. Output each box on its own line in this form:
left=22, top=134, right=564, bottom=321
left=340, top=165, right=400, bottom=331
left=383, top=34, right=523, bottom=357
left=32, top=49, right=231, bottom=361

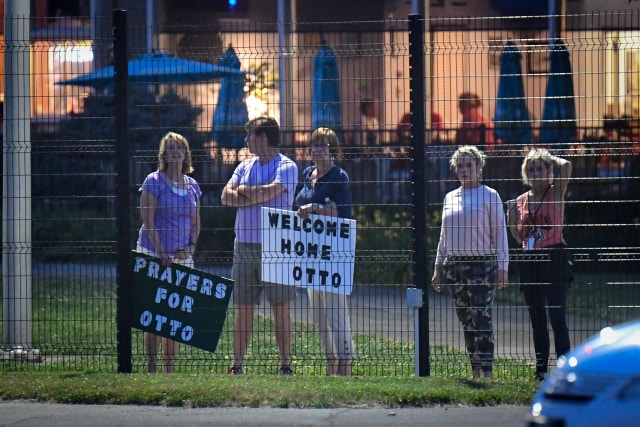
left=526, top=318, right=640, bottom=426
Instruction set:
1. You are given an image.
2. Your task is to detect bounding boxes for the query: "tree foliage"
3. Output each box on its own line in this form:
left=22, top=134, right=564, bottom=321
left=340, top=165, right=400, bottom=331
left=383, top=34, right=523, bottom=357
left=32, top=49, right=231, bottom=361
left=33, top=86, right=206, bottom=211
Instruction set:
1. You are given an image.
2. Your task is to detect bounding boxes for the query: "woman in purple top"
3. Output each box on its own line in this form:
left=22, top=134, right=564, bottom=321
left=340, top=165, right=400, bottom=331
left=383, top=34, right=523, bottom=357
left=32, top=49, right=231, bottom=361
left=295, top=128, right=355, bottom=376
left=136, top=131, right=202, bottom=373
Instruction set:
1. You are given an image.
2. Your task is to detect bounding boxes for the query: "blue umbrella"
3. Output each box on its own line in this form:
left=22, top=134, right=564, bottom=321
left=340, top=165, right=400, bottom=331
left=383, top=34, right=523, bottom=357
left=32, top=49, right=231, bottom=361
left=57, top=51, right=245, bottom=88
left=211, top=47, right=249, bottom=150
left=494, top=41, right=532, bottom=146
left=540, top=41, right=577, bottom=150
left=312, top=43, right=342, bottom=136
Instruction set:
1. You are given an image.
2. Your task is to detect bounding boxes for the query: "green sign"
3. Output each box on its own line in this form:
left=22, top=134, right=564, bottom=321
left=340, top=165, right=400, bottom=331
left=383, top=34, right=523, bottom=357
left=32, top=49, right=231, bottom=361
left=130, top=252, right=234, bottom=353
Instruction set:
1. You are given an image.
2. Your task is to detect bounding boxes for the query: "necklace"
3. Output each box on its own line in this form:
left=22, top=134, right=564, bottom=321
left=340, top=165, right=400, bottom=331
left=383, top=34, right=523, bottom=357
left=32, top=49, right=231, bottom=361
left=527, top=185, right=551, bottom=221
left=165, top=172, right=182, bottom=187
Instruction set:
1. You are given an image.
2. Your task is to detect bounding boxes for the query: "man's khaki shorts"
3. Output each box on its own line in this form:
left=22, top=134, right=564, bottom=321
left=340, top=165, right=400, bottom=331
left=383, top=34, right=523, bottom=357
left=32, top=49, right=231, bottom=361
left=232, top=241, right=296, bottom=306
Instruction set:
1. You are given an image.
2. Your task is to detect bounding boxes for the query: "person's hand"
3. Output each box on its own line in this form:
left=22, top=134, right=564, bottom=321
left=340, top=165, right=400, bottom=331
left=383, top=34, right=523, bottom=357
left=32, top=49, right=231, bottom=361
left=174, top=245, right=194, bottom=261
left=431, top=268, right=442, bottom=293
left=174, top=248, right=187, bottom=261
left=158, top=252, right=173, bottom=267
left=496, top=269, right=508, bottom=290
left=296, top=203, right=315, bottom=220
left=505, top=199, right=518, bottom=224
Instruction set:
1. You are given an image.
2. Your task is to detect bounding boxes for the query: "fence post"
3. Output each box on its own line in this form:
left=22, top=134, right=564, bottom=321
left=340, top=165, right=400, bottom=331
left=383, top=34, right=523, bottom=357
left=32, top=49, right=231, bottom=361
left=408, top=14, right=430, bottom=377
left=114, top=9, right=132, bottom=374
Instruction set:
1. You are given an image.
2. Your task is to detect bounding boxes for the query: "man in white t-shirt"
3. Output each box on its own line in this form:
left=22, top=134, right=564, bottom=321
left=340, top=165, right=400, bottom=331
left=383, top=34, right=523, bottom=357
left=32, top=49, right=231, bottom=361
left=221, top=117, right=299, bottom=376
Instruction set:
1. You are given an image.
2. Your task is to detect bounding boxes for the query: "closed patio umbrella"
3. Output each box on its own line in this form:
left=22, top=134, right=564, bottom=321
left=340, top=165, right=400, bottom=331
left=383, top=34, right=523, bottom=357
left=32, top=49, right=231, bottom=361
left=494, top=41, right=532, bottom=148
left=312, top=43, right=342, bottom=137
left=540, top=41, right=577, bottom=150
left=211, top=46, right=249, bottom=150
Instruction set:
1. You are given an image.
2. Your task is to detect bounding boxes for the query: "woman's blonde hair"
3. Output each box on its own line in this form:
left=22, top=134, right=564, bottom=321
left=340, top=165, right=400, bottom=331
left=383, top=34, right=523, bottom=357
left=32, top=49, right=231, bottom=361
left=450, top=145, right=485, bottom=180
left=521, top=148, right=554, bottom=186
left=310, top=127, right=341, bottom=161
left=158, top=131, right=194, bottom=174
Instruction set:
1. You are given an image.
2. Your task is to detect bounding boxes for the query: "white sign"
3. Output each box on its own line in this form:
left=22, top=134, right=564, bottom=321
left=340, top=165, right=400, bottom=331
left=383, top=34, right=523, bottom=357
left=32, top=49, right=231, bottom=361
left=261, top=207, right=356, bottom=295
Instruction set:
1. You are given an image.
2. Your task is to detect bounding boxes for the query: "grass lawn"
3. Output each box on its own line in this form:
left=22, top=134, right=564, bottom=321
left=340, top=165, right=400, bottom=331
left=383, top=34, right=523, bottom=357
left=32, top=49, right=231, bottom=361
left=0, top=270, right=636, bottom=407
left=0, top=372, right=539, bottom=408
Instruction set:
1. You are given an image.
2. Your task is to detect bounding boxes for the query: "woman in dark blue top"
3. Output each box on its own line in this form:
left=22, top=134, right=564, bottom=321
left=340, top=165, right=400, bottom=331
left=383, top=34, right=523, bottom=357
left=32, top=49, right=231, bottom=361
left=295, top=127, right=355, bottom=376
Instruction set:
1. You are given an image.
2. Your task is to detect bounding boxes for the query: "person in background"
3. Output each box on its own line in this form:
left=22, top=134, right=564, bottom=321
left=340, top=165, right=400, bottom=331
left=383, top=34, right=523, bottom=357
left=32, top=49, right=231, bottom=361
left=427, top=110, right=453, bottom=203
left=506, top=149, right=573, bottom=381
left=387, top=113, right=413, bottom=203
left=597, top=116, right=629, bottom=197
left=388, top=111, right=445, bottom=203
left=432, top=110, right=445, bottom=140
left=221, top=117, right=299, bottom=376
left=352, top=98, right=381, bottom=203
left=358, top=99, right=380, bottom=150
left=136, top=131, right=202, bottom=373
left=455, top=93, right=499, bottom=152
left=431, top=145, right=509, bottom=379
left=295, top=127, right=355, bottom=376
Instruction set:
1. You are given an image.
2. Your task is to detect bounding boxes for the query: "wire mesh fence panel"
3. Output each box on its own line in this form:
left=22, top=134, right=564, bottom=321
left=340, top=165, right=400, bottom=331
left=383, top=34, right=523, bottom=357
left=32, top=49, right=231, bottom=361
left=1, top=11, right=639, bottom=378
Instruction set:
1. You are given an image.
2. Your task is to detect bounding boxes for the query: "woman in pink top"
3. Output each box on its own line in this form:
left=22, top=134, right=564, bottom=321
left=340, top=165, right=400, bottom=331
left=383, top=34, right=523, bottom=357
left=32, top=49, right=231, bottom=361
left=506, top=148, right=573, bottom=381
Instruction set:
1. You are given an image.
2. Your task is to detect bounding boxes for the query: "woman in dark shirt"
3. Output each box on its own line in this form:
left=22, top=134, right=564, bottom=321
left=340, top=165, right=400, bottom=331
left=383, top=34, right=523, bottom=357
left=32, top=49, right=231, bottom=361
left=295, top=127, right=355, bottom=376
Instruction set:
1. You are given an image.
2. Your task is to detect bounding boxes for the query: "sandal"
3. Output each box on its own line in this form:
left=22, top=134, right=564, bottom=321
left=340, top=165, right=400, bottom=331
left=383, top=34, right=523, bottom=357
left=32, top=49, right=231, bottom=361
left=278, top=365, right=294, bottom=376
left=229, top=365, right=244, bottom=375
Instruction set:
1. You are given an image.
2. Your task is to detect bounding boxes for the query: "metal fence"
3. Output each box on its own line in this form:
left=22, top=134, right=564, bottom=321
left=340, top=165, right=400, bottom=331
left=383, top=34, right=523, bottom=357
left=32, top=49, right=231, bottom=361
left=1, top=11, right=639, bottom=378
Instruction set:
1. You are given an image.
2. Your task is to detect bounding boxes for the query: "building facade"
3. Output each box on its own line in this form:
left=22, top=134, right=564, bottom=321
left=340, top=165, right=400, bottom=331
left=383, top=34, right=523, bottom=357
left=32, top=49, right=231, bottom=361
left=3, top=0, right=640, bottom=138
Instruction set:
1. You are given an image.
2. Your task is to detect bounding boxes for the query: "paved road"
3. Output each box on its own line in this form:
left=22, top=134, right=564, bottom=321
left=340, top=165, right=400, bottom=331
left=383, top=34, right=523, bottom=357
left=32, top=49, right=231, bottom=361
left=0, top=402, right=530, bottom=427
left=278, top=281, right=608, bottom=365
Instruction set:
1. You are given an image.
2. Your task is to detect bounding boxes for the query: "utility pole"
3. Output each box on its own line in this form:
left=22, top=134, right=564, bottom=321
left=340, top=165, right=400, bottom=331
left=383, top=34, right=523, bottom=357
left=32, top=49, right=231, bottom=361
left=2, top=0, right=40, bottom=362
left=278, top=0, right=293, bottom=145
